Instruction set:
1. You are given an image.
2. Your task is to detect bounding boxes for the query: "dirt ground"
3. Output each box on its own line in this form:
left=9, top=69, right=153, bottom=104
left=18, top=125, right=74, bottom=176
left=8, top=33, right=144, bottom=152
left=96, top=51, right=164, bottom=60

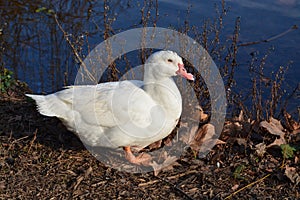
left=0, top=83, right=299, bottom=200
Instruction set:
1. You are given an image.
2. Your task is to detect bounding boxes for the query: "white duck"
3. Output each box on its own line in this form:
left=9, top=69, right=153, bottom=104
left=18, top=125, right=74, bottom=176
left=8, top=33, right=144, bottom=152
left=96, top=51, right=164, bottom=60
left=26, top=50, right=194, bottom=165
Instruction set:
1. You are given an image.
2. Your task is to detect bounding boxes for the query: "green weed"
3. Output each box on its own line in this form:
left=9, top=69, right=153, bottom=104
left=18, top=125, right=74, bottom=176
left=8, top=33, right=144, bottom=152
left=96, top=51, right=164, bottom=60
left=0, top=68, right=15, bottom=93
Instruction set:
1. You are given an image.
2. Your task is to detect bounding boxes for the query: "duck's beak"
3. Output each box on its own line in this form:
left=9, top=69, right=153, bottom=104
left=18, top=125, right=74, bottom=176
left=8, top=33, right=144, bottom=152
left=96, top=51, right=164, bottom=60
left=176, top=63, right=194, bottom=81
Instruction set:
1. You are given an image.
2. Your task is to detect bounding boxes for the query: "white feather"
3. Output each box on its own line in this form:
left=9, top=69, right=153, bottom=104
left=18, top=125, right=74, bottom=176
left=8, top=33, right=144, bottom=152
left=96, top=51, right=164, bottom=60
left=26, top=50, right=193, bottom=149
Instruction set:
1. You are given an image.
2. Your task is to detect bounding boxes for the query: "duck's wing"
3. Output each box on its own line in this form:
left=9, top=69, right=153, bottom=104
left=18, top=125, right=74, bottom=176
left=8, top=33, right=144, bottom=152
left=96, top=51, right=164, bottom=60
left=27, top=80, right=158, bottom=131
left=69, top=81, right=156, bottom=127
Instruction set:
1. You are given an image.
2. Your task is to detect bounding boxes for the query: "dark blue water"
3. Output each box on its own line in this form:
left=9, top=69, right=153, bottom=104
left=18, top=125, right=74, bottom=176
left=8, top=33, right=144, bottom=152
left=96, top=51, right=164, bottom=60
left=1, top=0, right=299, bottom=115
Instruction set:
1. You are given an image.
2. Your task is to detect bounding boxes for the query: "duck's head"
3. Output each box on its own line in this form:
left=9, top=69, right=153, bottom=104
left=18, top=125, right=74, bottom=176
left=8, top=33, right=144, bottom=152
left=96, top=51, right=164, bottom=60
left=145, top=50, right=194, bottom=81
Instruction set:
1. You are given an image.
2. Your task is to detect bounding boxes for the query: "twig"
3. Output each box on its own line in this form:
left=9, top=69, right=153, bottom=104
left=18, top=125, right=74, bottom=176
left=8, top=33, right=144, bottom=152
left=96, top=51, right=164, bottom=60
left=166, top=170, right=198, bottom=180
left=238, top=25, right=298, bottom=47
left=160, top=177, right=195, bottom=200
left=8, top=135, right=29, bottom=150
left=91, top=180, right=107, bottom=187
left=139, top=170, right=198, bottom=200
left=53, top=14, right=96, bottom=83
left=73, top=166, right=93, bottom=190
left=138, top=180, right=159, bottom=187
left=27, top=129, right=38, bottom=153
left=281, top=83, right=300, bottom=115
left=224, top=173, right=271, bottom=199
left=138, top=170, right=198, bottom=187
left=2, top=96, right=24, bottom=101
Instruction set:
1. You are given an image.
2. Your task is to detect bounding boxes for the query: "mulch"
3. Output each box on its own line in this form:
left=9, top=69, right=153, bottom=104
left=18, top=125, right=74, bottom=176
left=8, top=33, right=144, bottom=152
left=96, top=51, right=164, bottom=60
left=0, top=82, right=299, bottom=199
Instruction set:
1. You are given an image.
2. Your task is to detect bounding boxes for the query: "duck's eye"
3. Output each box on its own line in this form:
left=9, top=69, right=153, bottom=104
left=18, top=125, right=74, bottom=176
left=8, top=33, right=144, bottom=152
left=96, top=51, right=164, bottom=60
left=167, top=59, right=173, bottom=62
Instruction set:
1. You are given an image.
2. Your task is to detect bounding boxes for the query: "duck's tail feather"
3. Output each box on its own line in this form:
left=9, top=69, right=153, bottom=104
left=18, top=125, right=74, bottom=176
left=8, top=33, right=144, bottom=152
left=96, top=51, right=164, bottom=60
left=26, top=94, right=67, bottom=118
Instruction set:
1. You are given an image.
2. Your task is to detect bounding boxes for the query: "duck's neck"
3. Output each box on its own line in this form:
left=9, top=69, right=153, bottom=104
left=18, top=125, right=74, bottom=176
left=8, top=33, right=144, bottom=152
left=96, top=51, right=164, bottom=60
left=143, top=77, right=182, bottom=119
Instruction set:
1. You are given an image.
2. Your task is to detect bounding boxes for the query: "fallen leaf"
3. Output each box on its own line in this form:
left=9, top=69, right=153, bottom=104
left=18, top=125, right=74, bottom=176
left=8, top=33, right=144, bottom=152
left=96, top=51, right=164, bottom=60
left=150, top=155, right=179, bottom=176
left=195, top=124, right=225, bottom=155
left=180, top=125, right=198, bottom=145
left=163, top=135, right=173, bottom=146
left=193, top=105, right=209, bottom=122
left=284, top=112, right=300, bottom=131
left=285, top=165, right=300, bottom=185
left=190, top=124, right=214, bottom=152
left=148, top=140, right=162, bottom=150
left=180, top=124, right=225, bottom=157
left=270, top=117, right=284, bottom=130
left=222, top=121, right=243, bottom=135
left=267, top=137, right=286, bottom=148
left=255, top=143, right=267, bottom=157
left=260, top=117, right=285, bottom=137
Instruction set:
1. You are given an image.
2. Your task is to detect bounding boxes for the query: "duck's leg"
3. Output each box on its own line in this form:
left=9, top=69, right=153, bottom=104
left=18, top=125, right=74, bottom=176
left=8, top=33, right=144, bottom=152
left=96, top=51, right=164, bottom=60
left=123, top=146, right=152, bottom=165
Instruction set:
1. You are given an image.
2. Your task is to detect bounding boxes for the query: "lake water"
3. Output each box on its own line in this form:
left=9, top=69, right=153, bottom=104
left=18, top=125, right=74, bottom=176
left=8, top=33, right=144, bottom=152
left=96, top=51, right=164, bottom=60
left=1, top=0, right=299, bottom=116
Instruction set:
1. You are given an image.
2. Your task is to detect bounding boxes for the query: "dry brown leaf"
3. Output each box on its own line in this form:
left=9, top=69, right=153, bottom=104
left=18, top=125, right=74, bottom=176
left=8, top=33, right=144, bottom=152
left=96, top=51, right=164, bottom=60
left=222, top=121, right=243, bottom=135
left=284, top=112, right=300, bottom=131
left=251, top=120, right=261, bottom=133
left=285, top=165, right=300, bottom=185
left=163, top=135, right=173, bottom=146
left=255, top=142, right=266, bottom=157
left=180, top=125, right=198, bottom=145
left=148, top=140, right=162, bottom=150
left=150, top=155, right=179, bottom=176
left=190, top=124, right=214, bottom=151
left=270, top=117, right=285, bottom=130
left=267, top=137, right=286, bottom=148
left=196, top=105, right=209, bottom=122
left=180, top=124, right=225, bottom=155
left=260, top=117, right=285, bottom=137
left=190, top=105, right=209, bottom=122
left=195, top=124, right=225, bottom=154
